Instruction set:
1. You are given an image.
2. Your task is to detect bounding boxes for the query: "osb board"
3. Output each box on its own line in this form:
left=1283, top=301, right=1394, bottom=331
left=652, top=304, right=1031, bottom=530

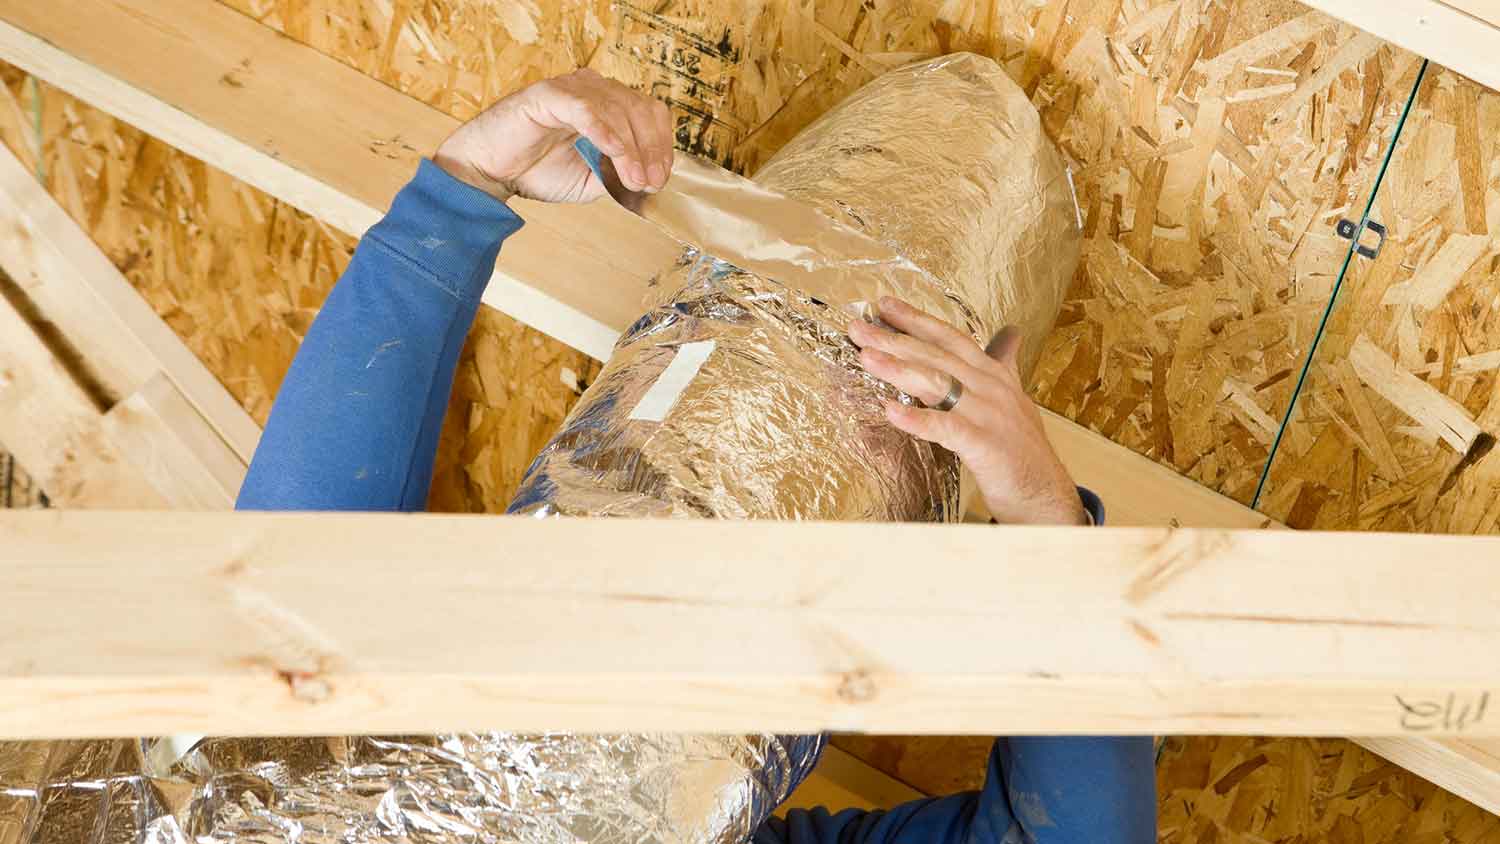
left=0, top=69, right=599, bottom=512
left=831, top=736, right=1500, bottom=839
left=1158, top=736, right=1500, bottom=842
left=594, top=0, right=1426, bottom=505
left=1258, top=65, right=1500, bottom=532
left=205, top=0, right=1423, bottom=504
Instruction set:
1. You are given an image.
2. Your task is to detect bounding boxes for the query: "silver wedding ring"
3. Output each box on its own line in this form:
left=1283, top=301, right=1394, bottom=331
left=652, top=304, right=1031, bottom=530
left=931, top=376, right=963, bottom=412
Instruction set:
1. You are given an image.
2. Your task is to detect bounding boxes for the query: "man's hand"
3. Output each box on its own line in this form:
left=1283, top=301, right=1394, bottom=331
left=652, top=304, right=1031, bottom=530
left=849, top=297, right=1088, bottom=526
left=434, top=68, right=673, bottom=203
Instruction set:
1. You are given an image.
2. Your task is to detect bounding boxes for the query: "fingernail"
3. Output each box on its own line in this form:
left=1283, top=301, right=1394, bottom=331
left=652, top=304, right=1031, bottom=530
left=648, top=162, right=665, bottom=184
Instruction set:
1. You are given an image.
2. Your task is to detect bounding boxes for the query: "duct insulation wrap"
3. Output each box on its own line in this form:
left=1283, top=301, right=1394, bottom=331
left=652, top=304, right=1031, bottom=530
left=0, top=54, right=1079, bottom=844
left=509, top=52, right=1082, bottom=520
left=0, top=735, right=822, bottom=844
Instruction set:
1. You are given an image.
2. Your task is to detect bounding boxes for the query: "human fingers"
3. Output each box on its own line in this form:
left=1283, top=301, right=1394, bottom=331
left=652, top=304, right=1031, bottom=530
left=629, top=97, right=674, bottom=190
left=583, top=72, right=670, bottom=191
left=859, top=347, right=963, bottom=409
left=876, top=296, right=991, bottom=369
left=882, top=401, right=988, bottom=456
left=531, top=71, right=651, bottom=190
left=848, top=318, right=988, bottom=389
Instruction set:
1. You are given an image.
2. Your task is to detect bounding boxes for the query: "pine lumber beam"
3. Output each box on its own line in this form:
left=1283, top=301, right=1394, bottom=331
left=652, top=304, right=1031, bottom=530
left=4, top=510, right=1499, bottom=739
left=1040, top=410, right=1274, bottom=529
left=0, top=140, right=260, bottom=466
left=0, top=0, right=1278, bottom=531
left=0, top=141, right=246, bottom=507
left=0, top=289, right=164, bottom=507
left=1296, top=0, right=1500, bottom=91
left=0, top=0, right=676, bottom=361
left=1355, top=737, right=1500, bottom=816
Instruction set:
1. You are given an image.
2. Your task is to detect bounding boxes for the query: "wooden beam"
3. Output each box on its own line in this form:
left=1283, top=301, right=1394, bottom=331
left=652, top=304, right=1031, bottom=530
left=0, top=0, right=1278, bottom=532
left=0, top=288, right=165, bottom=506
left=1355, top=737, right=1500, bottom=816
left=1294, top=0, right=1500, bottom=91
left=1041, top=410, right=1274, bottom=529
left=0, top=140, right=261, bottom=465
left=0, top=0, right=676, bottom=361
left=3, top=510, right=1498, bottom=739
left=0, top=141, right=245, bottom=507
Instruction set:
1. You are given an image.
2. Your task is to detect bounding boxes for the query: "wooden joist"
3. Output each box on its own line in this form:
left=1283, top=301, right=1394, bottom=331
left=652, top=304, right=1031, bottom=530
left=0, top=0, right=671, bottom=361
left=2, top=0, right=1495, bottom=817
left=0, top=283, right=165, bottom=506
left=0, top=142, right=248, bottom=508
left=1300, top=0, right=1500, bottom=91
left=0, top=140, right=261, bottom=465
left=0, top=0, right=1276, bottom=532
left=3, top=510, right=1498, bottom=739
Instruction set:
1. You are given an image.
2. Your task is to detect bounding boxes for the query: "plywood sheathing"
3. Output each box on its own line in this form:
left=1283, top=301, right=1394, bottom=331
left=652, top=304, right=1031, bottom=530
left=593, top=0, right=1421, bottom=504
left=1259, top=66, right=1500, bottom=531
left=0, top=0, right=1495, bottom=828
left=0, top=69, right=599, bottom=511
left=209, top=0, right=1424, bottom=503
left=1158, top=737, right=1500, bottom=842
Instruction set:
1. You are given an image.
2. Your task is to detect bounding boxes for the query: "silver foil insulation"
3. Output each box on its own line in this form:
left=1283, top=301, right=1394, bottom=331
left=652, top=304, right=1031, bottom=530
left=509, top=53, right=1081, bottom=520
left=0, top=734, right=822, bottom=844
left=1, top=53, right=1079, bottom=844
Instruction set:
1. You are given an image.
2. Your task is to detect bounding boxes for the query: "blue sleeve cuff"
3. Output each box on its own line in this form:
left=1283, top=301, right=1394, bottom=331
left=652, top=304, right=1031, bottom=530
left=364, top=158, right=525, bottom=303
left=1078, top=486, right=1105, bottom=526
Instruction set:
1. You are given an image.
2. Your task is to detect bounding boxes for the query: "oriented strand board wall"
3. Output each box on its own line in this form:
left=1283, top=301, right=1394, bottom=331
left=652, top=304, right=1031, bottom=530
left=1, top=0, right=1498, bottom=833
left=1259, top=66, right=1500, bottom=532
left=209, top=0, right=1420, bottom=505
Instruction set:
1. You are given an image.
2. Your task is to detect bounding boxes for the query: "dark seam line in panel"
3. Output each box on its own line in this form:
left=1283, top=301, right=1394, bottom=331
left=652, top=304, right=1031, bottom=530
left=1250, top=59, right=1430, bottom=510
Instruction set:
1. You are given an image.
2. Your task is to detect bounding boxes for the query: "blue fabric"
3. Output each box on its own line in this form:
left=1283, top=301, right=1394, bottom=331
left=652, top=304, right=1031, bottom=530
left=234, top=159, right=1157, bottom=844
left=237, top=159, right=522, bottom=511
left=761, top=737, right=1155, bottom=844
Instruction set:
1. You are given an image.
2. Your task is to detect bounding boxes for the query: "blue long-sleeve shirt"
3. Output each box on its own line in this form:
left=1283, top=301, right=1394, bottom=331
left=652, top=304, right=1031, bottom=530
left=237, top=159, right=1157, bottom=843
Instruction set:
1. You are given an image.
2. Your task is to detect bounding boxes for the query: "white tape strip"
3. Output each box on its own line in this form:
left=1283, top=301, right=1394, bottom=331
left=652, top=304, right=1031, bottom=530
left=629, top=340, right=716, bottom=422
left=1065, top=167, right=1083, bottom=230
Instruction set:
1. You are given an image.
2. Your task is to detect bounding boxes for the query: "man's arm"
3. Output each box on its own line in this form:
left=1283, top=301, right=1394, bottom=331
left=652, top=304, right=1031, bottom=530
left=235, top=70, right=671, bottom=511
left=236, top=162, right=519, bottom=510
left=759, top=737, right=1155, bottom=844
left=757, top=300, right=1158, bottom=843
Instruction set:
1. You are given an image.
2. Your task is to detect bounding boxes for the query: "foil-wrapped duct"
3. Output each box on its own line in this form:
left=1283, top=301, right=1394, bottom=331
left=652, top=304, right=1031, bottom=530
left=509, top=52, right=1082, bottom=520
left=0, top=734, right=823, bottom=844
left=0, top=53, right=1080, bottom=844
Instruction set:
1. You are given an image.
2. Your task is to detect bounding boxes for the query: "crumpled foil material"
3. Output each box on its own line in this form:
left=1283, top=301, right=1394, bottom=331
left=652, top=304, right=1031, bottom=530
left=508, top=52, right=1081, bottom=520
left=0, top=53, right=1079, bottom=844
left=0, top=734, right=824, bottom=844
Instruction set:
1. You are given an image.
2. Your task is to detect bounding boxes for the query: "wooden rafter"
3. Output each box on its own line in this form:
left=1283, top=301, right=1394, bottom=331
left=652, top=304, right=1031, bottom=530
left=0, top=0, right=1275, bottom=531
left=2, top=0, right=1499, bottom=817
left=1300, top=0, right=1500, bottom=91
left=0, top=142, right=247, bottom=508
left=3, top=510, right=1498, bottom=739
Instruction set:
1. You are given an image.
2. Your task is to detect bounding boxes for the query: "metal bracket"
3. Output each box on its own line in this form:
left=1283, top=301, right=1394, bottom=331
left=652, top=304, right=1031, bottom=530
left=1336, top=218, right=1387, bottom=260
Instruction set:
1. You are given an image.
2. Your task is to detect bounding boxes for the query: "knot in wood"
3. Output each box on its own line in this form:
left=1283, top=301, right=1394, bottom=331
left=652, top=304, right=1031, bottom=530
left=837, top=669, right=877, bottom=703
